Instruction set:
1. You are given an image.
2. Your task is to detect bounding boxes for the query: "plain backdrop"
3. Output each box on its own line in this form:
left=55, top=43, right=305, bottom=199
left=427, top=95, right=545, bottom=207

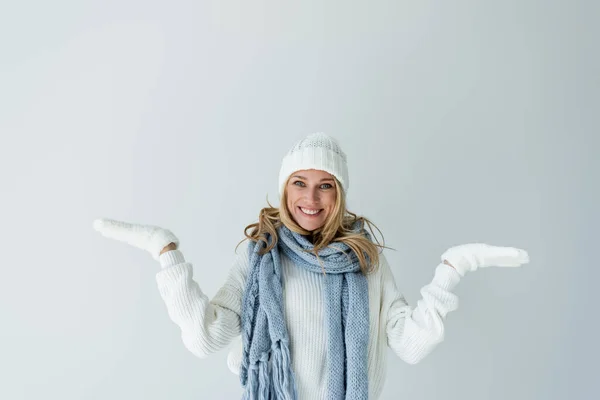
left=1, top=1, right=598, bottom=399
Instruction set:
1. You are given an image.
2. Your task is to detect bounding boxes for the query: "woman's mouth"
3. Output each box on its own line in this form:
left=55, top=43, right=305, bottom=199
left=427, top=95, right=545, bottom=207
left=299, top=207, right=323, bottom=217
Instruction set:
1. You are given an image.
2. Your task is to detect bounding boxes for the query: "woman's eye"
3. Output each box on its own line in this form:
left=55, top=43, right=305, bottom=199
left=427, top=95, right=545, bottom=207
left=293, top=181, right=332, bottom=189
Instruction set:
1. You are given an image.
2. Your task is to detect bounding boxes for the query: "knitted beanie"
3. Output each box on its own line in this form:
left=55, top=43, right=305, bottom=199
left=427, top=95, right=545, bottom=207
left=278, top=132, right=349, bottom=197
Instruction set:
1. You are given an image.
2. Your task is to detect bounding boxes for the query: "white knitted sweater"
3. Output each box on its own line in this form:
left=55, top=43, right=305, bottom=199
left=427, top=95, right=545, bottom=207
left=155, top=239, right=461, bottom=399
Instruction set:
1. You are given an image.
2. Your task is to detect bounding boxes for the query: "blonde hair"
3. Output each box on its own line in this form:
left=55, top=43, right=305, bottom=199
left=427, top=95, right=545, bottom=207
left=236, top=176, right=393, bottom=275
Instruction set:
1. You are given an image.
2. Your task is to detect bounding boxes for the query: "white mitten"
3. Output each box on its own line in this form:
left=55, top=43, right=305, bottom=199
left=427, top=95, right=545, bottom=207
left=441, top=243, right=530, bottom=277
left=93, top=218, right=179, bottom=261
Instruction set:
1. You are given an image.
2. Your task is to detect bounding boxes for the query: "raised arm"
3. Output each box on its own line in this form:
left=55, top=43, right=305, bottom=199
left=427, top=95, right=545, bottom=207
left=381, top=254, right=461, bottom=365
left=155, top=240, right=250, bottom=358
left=93, top=218, right=250, bottom=358
left=382, top=242, right=529, bottom=364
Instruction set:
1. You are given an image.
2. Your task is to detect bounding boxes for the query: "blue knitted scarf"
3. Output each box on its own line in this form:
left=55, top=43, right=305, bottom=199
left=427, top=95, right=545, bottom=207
left=240, top=221, right=370, bottom=400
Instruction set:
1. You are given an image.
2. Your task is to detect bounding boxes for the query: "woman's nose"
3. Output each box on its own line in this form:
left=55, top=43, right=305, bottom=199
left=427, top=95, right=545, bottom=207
left=305, top=187, right=320, bottom=201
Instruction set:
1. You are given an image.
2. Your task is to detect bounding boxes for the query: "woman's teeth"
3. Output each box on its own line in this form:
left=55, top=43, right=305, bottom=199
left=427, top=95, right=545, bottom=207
left=300, top=207, right=322, bottom=216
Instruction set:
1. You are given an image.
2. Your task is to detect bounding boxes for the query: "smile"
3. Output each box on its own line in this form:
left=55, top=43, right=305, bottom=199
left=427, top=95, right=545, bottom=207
left=299, top=207, right=323, bottom=216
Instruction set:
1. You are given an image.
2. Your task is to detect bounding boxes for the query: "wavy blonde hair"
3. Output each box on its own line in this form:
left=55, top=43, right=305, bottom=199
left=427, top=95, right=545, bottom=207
left=236, top=176, right=393, bottom=275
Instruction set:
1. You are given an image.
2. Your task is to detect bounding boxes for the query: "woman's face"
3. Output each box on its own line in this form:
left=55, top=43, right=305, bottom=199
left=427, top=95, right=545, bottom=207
left=286, top=169, right=337, bottom=232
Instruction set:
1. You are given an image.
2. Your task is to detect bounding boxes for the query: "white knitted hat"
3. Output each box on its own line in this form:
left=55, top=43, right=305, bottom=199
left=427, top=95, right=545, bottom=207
left=278, top=132, right=349, bottom=197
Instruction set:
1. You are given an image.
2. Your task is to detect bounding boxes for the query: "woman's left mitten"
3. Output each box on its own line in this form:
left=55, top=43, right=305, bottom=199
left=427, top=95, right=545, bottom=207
left=441, top=243, right=530, bottom=277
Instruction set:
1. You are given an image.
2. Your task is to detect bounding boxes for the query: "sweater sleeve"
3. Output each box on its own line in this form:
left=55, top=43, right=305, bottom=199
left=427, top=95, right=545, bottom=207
left=382, top=252, right=461, bottom=364
left=154, top=240, right=250, bottom=358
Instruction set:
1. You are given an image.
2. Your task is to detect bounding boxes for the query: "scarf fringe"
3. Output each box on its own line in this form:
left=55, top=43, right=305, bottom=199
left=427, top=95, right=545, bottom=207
left=271, top=341, right=297, bottom=400
left=244, top=356, right=270, bottom=400
left=242, top=342, right=297, bottom=400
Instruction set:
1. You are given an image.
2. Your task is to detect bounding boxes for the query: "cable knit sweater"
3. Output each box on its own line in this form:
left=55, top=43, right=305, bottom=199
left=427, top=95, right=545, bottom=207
left=155, top=239, right=461, bottom=399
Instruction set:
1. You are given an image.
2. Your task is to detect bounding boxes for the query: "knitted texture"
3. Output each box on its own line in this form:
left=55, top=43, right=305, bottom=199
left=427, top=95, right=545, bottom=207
left=278, top=132, right=349, bottom=197
left=240, top=221, right=370, bottom=399
left=155, top=244, right=462, bottom=399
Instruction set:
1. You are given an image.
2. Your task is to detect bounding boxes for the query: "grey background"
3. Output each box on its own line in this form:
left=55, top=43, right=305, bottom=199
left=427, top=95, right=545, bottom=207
left=1, top=1, right=597, bottom=399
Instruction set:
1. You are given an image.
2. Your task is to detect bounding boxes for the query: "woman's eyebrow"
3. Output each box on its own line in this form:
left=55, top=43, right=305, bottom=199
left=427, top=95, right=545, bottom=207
left=292, top=175, right=334, bottom=182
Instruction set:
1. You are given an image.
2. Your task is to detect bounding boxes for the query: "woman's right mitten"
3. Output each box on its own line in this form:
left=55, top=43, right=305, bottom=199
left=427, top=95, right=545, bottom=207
left=93, top=218, right=179, bottom=261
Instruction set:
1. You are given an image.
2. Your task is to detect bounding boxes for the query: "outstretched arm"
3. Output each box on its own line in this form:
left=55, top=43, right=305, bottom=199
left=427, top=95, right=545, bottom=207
left=155, top=241, right=250, bottom=359
left=382, top=254, right=461, bottom=365
left=93, top=217, right=249, bottom=358
left=382, top=242, right=529, bottom=364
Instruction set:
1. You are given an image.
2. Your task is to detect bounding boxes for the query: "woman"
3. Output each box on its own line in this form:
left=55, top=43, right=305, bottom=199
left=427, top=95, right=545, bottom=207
left=93, top=132, right=529, bottom=400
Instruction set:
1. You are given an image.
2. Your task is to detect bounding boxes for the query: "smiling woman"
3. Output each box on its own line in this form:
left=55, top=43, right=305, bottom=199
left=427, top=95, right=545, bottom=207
left=286, top=169, right=337, bottom=231
left=93, top=132, right=530, bottom=400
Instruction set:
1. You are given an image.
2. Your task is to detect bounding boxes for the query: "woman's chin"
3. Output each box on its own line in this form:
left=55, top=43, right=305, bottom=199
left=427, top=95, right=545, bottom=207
left=298, top=220, right=325, bottom=231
